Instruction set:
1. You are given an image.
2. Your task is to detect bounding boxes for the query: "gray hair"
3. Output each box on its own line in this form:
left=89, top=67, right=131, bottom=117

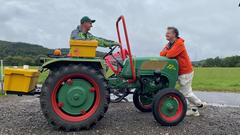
left=167, top=27, right=179, bottom=38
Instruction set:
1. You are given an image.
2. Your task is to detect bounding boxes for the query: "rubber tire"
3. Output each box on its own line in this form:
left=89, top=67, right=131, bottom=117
left=40, top=64, right=109, bottom=131
left=133, top=90, right=152, bottom=112
left=152, top=88, right=187, bottom=126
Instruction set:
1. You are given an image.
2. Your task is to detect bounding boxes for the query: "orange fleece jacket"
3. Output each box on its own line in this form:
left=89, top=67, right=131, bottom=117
left=160, top=37, right=193, bottom=75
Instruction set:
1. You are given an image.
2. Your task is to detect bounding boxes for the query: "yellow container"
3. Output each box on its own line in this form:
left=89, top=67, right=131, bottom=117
left=69, top=40, right=98, bottom=58
left=3, top=68, right=40, bottom=93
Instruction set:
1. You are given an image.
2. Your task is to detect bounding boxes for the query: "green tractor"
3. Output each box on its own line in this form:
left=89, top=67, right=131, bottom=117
left=40, top=16, right=187, bottom=131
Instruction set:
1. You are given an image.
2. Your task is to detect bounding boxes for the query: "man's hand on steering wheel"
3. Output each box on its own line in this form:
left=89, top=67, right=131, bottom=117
left=103, top=43, right=120, bottom=58
left=104, top=43, right=123, bottom=68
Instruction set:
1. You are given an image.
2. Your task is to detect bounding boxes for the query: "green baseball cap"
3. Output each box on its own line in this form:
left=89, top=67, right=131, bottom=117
left=80, top=16, right=95, bottom=24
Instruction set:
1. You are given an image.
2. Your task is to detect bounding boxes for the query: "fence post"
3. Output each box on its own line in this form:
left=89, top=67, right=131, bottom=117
left=0, top=60, right=4, bottom=95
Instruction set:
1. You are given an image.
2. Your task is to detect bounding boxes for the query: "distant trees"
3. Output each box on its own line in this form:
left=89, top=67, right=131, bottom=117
left=3, top=56, right=36, bottom=66
left=0, top=40, right=106, bottom=66
left=194, top=56, right=240, bottom=67
left=0, top=40, right=50, bottom=66
left=1, top=40, right=239, bottom=67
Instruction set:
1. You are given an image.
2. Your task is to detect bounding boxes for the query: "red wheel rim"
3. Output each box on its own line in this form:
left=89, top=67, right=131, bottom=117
left=158, top=94, right=183, bottom=122
left=141, top=104, right=151, bottom=109
left=51, top=74, right=101, bottom=122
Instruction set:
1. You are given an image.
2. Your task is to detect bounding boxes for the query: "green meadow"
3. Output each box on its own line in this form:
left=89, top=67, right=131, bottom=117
left=38, top=67, right=240, bottom=92
left=1, top=67, right=240, bottom=93
left=191, top=67, right=240, bottom=92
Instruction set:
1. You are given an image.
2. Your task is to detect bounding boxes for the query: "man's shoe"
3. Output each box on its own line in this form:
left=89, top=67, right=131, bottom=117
left=197, top=102, right=207, bottom=108
left=186, top=108, right=200, bottom=116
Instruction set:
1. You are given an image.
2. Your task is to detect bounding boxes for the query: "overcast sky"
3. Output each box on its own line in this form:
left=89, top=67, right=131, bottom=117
left=0, top=0, right=239, bottom=60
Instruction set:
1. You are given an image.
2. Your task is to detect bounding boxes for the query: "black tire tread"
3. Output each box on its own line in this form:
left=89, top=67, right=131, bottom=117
left=152, top=88, right=187, bottom=126
left=133, top=90, right=152, bottom=112
left=40, top=64, right=109, bottom=131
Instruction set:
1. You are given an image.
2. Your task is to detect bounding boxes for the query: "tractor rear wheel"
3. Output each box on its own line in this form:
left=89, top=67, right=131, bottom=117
left=133, top=90, right=152, bottom=112
left=40, top=64, right=109, bottom=131
left=152, top=88, right=187, bottom=126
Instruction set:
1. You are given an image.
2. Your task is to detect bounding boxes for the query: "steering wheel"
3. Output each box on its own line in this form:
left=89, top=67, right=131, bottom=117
left=104, top=45, right=124, bottom=68
left=103, top=45, right=119, bottom=59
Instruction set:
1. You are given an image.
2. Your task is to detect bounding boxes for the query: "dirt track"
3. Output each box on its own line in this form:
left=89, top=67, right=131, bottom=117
left=0, top=95, right=240, bottom=135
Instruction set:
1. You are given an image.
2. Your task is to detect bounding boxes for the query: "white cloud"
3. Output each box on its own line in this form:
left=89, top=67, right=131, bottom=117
left=0, top=0, right=239, bottom=60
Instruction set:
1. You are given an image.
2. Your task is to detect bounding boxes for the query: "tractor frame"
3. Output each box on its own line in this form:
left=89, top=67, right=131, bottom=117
left=39, top=16, right=187, bottom=131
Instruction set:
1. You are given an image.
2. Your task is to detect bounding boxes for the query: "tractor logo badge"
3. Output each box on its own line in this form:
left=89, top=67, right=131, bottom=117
left=167, top=64, right=176, bottom=70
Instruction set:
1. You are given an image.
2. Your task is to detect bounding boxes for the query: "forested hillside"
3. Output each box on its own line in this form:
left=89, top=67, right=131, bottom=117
left=1, top=40, right=239, bottom=67
left=0, top=40, right=50, bottom=65
left=0, top=40, right=105, bottom=66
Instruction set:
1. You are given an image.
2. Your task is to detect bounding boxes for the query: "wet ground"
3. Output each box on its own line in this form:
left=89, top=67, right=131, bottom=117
left=123, top=91, right=240, bottom=107
left=0, top=95, right=240, bottom=135
left=195, top=91, right=240, bottom=107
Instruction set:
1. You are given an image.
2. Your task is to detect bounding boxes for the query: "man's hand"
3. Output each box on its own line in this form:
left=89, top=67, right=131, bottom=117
left=109, top=42, right=120, bottom=48
left=162, top=45, right=169, bottom=51
left=160, top=45, right=169, bottom=56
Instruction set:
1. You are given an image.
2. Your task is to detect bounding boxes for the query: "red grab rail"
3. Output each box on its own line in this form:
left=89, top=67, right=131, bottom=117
left=116, top=15, right=136, bottom=83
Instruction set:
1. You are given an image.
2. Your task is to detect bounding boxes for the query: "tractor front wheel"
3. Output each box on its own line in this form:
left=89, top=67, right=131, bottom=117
left=40, top=64, right=109, bottom=131
left=152, top=88, right=187, bottom=126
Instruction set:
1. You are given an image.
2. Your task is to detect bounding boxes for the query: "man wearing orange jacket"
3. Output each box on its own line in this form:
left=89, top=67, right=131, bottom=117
left=160, top=27, right=206, bottom=116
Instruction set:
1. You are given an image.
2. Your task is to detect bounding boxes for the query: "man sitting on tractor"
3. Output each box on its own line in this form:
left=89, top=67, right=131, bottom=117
left=160, top=27, right=207, bottom=116
left=71, top=16, right=118, bottom=47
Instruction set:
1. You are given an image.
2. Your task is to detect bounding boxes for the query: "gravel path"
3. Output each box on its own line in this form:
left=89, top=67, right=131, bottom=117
left=0, top=95, right=240, bottom=135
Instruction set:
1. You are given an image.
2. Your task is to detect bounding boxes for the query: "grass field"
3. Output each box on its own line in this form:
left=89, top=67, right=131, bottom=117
left=38, top=67, right=240, bottom=92
left=1, top=67, right=240, bottom=93
left=191, top=68, right=240, bottom=92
